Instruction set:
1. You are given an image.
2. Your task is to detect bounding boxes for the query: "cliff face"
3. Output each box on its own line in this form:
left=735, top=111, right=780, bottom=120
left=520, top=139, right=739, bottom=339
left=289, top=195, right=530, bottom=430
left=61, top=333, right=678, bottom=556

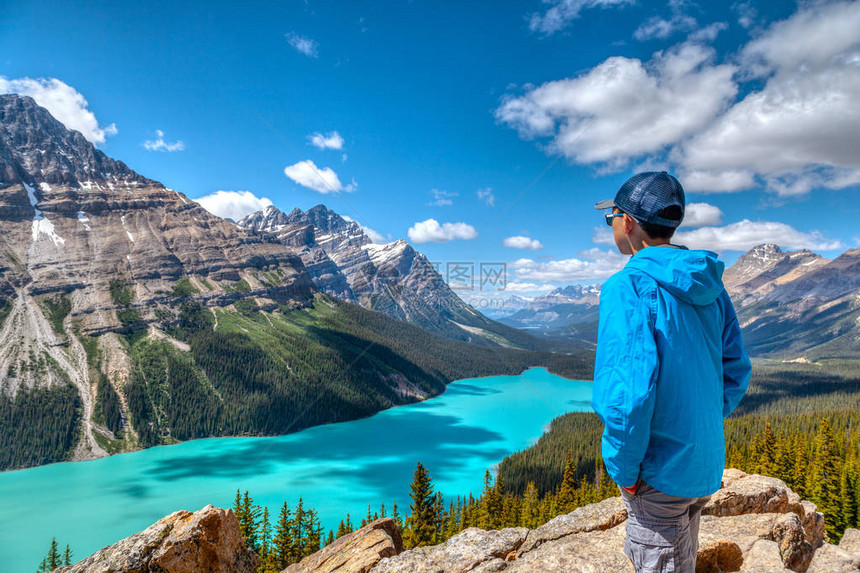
left=0, top=94, right=314, bottom=462
left=61, top=470, right=860, bottom=573
left=239, top=205, right=543, bottom=349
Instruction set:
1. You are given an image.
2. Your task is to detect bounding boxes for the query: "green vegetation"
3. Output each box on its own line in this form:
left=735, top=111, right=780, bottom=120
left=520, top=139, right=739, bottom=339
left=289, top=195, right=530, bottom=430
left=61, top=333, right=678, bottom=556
left=0, top=385, right=81, bottom=469
left=171, top=277, right=198, bottom=298
left=233, top=491, right=323, bottom=572
left=39, top=293, right=71, bottom=337
left=36, top=537, right=72, bottom=572
left=222, top=279, right=251, bottom=293
left=94, top=373, right=123, bottom=436
left=121, top=293, right=591, bottom=447
left=0, top=298, right=13, bottom=329
left=109, top=278, right=133, bottom=306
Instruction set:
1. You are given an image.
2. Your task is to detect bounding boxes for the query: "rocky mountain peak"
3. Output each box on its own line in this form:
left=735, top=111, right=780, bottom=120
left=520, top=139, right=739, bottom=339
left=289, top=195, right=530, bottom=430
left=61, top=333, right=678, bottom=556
left=0, top=94, right=155, bottom=189
left=547, top=284, right=601, bottom=300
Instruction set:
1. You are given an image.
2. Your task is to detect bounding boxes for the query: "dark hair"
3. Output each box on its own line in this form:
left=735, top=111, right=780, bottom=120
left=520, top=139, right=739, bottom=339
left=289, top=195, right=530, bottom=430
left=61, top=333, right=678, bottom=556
left=639, top=205, right=682, bottom=240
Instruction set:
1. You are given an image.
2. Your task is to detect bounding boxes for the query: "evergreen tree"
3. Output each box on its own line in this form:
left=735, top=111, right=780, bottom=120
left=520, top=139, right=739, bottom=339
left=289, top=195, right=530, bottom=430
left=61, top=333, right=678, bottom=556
left=757, top=422, right=778, bottom=477
left=291, top=497, right=306, bottom=563
left=392, top=502, right=401, bottom=528
left=841, top=462, right=858, bottom=530
left=37, top=537, right=62, bottom=572
left=433, top=491, right=447, bottom=543
left=522, top=481, right=540, bottom=529
left=405, top=461, right=436, bottom=548
left=809, top=418, right=842, bottom=538
left=556, top=452, right=577, bottom=513
left=303, top=508, right=322, bottom=557
left=258, top=507, right=271, bottom=562
left=272, top=502, right=292, bottom=570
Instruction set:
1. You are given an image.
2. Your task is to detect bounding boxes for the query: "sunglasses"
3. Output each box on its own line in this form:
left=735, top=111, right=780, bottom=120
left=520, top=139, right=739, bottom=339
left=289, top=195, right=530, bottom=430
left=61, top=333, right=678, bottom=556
left=605, top=213, right=624, bottom=226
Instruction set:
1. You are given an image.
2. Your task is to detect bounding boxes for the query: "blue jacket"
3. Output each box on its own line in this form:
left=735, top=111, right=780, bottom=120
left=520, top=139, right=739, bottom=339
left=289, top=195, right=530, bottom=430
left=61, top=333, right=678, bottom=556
left=592, top=246, right=751, bottom=498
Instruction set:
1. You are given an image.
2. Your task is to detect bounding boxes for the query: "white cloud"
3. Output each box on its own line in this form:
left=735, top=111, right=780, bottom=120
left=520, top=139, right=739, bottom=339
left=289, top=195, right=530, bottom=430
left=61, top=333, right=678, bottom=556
left=592, top=226, right=615, bottom=246
left=504, top=2, right=860, bottom=199
left=529, top=0, right=634, bottom=36
left=688, top=22, right=728, bottom=43
left=677, top=2, right=860, bottom=195
left=510, top=249, right=627, bottom=281
left=496, top=42, right=737, bottom=168
left=195, top=190, right=273, bottom=221
left=284, top=160, right=356, bottom=194
left=0, top=77, right=117, bottom=144
left=285, top=32, right=318, bottom=57
left=308, top=131, right=344, bottom=150
left=681, top=169, right=756, bottom=193
left=503, top=235, right=544, bottom=250
left=681, top=202, right=723, bottom=227
left=733, top=2, right=758, bottom=30
left=675, top=220, right=843, bottom=252
left=427, top=189, right=458, bottom=207
left=477, top=188, right=495, bottom=207
left=143, top=130, right=185, bottom=152
left=502, top=281, right=556, bottom=294
left=635, top=2, right=697, bottom=42
left=407, top=219, right=478, bottom=243
left=741, top=1, right=860, bottom=75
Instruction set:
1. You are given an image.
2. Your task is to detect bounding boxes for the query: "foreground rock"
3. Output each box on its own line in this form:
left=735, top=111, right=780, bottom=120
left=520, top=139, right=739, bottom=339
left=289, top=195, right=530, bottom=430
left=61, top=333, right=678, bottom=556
left=57, top=505, right=259, bottom=573
left=66, top=471, right=859, bottom=573
left=283, top=518, right=402, bottom=573
left=371, top=470, right=845, bottom=573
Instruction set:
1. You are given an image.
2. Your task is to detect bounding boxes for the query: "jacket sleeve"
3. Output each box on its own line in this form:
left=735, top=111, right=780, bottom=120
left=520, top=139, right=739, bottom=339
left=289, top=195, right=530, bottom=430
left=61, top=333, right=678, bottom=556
left=591, top=275, right=659, bottom=488
left=719, top=290, right=751, bottom=418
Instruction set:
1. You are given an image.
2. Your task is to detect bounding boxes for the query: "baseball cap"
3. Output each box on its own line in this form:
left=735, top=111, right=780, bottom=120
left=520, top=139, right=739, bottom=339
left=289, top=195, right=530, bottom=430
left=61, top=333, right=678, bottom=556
left=595, top=171, right=685, bottom=228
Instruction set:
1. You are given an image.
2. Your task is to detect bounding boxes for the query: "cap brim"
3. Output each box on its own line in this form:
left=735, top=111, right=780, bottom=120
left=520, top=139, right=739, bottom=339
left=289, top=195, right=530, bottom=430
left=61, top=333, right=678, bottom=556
left=595, top=198, right=615, bottom=210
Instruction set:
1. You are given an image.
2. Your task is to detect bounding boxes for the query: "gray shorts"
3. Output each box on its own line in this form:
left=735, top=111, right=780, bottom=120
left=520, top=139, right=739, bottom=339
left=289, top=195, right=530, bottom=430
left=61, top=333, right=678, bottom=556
left=619, top=482, right=711, bottom=573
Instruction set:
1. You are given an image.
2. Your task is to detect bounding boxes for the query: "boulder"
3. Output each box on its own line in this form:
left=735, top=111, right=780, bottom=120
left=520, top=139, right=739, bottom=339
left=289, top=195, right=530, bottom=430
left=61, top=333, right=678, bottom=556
left=807, top=543, right=860, bottom=572
left=499, top=525, right=632, bottom=572
left=283, top=518, right=401, bottom=573
left=704, top=472, right=803, bottom=517
left=516, top=496, right=627, bottom=555
left=57, top=505, right=258, bottom=573
left=800, top=500, right=826, bottom=549
left=841, top=529, right=860, bottom=556
left=738, top=540, right=791, bottom=572
left=373, top=527, right=529, bottom=573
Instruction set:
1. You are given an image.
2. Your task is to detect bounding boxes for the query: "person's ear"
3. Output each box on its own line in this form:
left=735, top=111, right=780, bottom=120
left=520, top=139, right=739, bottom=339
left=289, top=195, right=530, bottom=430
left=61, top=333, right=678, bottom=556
left=624, top=214, right=636, bottom=234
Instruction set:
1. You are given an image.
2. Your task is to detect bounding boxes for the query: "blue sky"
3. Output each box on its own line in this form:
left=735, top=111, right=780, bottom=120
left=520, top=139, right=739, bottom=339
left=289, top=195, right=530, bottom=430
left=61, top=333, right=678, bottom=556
left=2, top=0, right=860, bottom=302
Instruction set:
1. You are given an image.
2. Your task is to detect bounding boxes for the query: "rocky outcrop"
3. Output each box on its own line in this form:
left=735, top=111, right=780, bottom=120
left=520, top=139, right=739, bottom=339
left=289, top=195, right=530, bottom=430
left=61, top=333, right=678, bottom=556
left=57, top=505, right=259, bottom=573
left=367, top=470, right=841, bottom=573
left=64, top=471, right=857, bottom=573
left=283, top=518, right=402, bottom=573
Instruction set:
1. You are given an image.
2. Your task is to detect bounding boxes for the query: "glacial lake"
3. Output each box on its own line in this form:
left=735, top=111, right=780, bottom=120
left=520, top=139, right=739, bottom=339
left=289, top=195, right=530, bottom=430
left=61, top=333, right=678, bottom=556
left=0, top=367, right=593, bottom=572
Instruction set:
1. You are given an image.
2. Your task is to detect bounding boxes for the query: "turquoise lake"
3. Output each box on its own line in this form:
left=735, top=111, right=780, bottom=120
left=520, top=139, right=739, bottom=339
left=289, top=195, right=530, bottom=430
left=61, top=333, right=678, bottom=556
left=0, top=367, right=593, bottom=572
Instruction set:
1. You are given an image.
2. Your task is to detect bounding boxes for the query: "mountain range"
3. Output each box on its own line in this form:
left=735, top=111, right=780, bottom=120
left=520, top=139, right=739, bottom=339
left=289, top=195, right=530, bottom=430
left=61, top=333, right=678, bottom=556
left=492, top=243, right=860, bottom=359
left=237, top=204, right=542, bottom=348
left=495, top=285, right=601, bottom=348
left=0, top=94, right=587, bottom=471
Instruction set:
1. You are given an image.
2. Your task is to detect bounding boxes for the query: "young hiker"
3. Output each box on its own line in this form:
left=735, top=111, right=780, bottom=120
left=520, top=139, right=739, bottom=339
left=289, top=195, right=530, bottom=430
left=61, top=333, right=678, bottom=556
left=592, top=171, right=751, bottom=573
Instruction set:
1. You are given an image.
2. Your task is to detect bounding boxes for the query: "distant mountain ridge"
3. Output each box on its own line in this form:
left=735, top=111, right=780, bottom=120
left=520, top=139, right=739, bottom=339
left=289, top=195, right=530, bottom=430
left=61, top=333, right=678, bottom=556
left=496, top=243, right=860, bottom=358
left=239, top=204, right=544, bottom=348
left=0, top=94, right=585, bottom=471
left=497, top=284, right=601, bottom=347
left=725, top=244, right=860, bottom=357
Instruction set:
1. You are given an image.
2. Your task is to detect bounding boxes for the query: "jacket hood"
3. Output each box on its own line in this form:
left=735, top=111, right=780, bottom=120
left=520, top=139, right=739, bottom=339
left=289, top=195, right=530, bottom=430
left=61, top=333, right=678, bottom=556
left=626, top=246, right=725, bottom=306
